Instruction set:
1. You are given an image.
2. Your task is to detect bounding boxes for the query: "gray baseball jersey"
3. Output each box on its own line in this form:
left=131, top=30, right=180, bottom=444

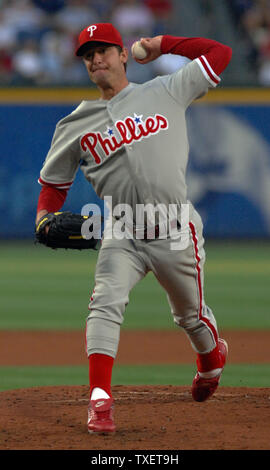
left=39, top=58, right=220, bottom=359
left=39, top=59, right=214, bottom=213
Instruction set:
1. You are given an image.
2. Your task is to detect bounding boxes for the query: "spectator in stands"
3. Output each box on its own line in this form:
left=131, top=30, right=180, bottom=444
left=0, top=11, right=17, bottom=51
left=31, top=0, right=66, bottom=14
left=257, top=12, right=270, bottom=85
left=53, top=0, right=100, bottom=35
left=39, top=27, right=74, bottom=84
left=241, top=0, right=270, bottom=45
left=110, top=0, right=155, bottom=43
left=227, top=0, right=254, bottom=25
left=0, top=48, right=13, bottom=84
left=258, top=57, right=270, bottom=85
left=12, top=38, right=45, bottom=84
left=90, top=0, right=113, bottom=21
left=40, top=25, right=89, bottom=85
left=3, top=0, right=47, bottom=39
left=239, top=0, right=270, bottom=83
left=143, top=0, right=173, bottom=34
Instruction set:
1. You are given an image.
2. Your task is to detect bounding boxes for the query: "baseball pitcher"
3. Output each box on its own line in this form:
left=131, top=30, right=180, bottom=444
left=35, top=22, right=232, bottom=434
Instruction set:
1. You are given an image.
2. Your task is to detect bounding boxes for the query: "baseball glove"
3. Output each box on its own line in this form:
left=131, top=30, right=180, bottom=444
left=35, top=211, right=100, bottom=250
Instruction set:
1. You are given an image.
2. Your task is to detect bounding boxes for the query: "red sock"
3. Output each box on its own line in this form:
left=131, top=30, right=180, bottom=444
left=196, top=344, right=222, bottom=373
left=88, top=353, right=114, bottom=398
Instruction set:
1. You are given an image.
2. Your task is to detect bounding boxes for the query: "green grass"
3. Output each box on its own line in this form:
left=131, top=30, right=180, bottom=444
left=0, top=364, right=269, bottom=392
left=0, top=241, right=96, bottom=330
left=0, top=240, right=269, bottom=330
left=0, top=241, right=268, bottom=392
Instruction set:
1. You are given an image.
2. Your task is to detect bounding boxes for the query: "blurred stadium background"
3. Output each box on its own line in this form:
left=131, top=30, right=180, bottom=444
left=0, top=0, right=269, bottom=390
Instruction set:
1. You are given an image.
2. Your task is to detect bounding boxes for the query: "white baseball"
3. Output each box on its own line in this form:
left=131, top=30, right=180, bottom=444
left=131, top=41, right=148, bottom=60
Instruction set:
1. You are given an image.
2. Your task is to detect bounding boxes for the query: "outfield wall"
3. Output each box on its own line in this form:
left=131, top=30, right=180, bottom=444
left=0, top=87, right=269, bottom=238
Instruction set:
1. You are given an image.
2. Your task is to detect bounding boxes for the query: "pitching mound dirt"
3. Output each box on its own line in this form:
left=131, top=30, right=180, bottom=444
left=0, top=329, right=269, bottom=452
left=0, top=385, right=269, bottom=450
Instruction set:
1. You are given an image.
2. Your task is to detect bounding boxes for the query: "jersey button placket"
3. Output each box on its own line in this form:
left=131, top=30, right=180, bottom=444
left=106, top=105, right=116, bottom=152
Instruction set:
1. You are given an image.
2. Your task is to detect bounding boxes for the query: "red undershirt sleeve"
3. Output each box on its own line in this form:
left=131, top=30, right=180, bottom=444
left=161, top=35, right=232, bottom=83
left=37, top=185, right=68, bottom=214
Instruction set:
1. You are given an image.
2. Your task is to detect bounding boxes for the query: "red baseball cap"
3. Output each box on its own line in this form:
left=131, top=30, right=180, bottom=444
left=76, top=23, right=124, bottom=56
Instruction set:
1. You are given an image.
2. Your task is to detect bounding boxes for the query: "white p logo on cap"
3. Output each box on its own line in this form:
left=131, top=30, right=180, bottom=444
left=87, top=25, right=97, bottom=37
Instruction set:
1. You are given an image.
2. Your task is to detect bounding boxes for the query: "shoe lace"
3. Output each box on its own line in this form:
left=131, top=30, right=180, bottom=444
left=89, top=407, right=112, bottom=422
left=198, top=377, right=219, bottom=388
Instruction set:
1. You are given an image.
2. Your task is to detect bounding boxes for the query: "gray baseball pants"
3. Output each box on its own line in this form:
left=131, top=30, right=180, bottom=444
left=85, top=209, right=218, bottom=359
